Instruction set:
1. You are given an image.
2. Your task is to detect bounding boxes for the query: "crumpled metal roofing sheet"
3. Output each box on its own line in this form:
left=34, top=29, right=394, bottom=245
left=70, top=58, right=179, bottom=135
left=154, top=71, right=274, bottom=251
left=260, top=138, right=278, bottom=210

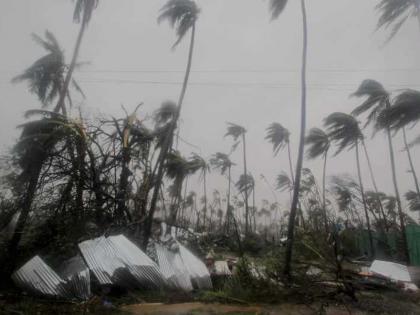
left=78, top=234, right=165, bottom=289
left=12, top=255, right=91, bottom=300
left=12, top=256, right=67, bottom=298
left=155, top=243, right=193, bottom=291
left=58, top=255, right=91, bottom=300
left=178, top=243, right=212, bottom=290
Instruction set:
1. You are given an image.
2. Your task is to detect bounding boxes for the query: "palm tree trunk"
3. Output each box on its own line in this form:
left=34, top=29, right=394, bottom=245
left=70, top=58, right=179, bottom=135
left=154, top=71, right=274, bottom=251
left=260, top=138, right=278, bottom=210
left=287, top=141, right=295, bottom=183
left=54, top=17, right=87, bottom=114
left=143, top=24, right=196, bottom=249
left=242, top=133, right=250, bottom=235
left=356, top=140, right=375, bottom=258
left=385, top=112, right=410, bottom=263
left=403, top=127, right=420, bottom=197
left=322, top=151, right=329, bottom=233
left=7, top=159, right=43, bottom=270
left=283, top=0, right=308, bottom=280
left=203, top=169, right=208, bottom=229
left=361, top=140, right=388, bottom=231
left=225, top=166, right=232, bottom=232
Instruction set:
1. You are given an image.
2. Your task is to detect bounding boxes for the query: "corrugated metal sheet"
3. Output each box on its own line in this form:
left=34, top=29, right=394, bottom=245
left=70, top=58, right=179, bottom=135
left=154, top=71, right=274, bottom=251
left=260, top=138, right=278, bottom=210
left=155, top=243, right=193, bottom=291
left=78, top=234, right=165, bottom=289
left=12, top=256, right=68, bottom=299
left=178, top=243, right=212, bottom=290
left=12, top=255, right=91, bottom=300
left=58, top=255, right=91, bottom=300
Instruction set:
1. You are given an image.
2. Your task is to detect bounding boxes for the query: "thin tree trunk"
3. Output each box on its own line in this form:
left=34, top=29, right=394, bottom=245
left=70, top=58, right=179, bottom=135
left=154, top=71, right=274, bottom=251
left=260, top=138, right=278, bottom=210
left=403, top=127, right=420, bottom=196
left=283, top=0, right=308, bottom=280
left=242, top=133, right=249, bottom=235
left=7, top=159, right=43, bottom=270
left=287, top=141, right=295, bottom=184
left=356, top=140, right=375, bottom=258
left=54, top=17, right=87, bottom=114
left=322, top=151, right=329, bottom=233
left=361, top=140, right=388, bottom=231
left=143, top=24, right=196, bottom=249
left=385, top=107, right=410, bottom=263
left=203, top=169, right=207, bottom=229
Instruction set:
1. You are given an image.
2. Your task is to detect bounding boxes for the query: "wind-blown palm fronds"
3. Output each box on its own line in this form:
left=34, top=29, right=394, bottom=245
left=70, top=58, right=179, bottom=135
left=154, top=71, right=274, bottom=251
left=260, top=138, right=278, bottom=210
left=324, top=112, right=363, bottom=155
left=269, top=0, right=289, bottom=20
left=305, top=128, right=330, bottom=159
left=225, top=122, right=247, bottom=141
left=276, top=172, right=293, bottom=192
left=158, top=0, right=200, bottom=48
left=73, top=0, right=99, bottom=25
left=378, top=89, right=420, bottom=130
left=351, top=79, right=390, bottom=129
left=376, top=0, right=420, bottom=41
left=265, top=123, right=290, bottom=155
left=12, top=31, right=65, bottom=106
left=210, top=152, right=234, bottom=175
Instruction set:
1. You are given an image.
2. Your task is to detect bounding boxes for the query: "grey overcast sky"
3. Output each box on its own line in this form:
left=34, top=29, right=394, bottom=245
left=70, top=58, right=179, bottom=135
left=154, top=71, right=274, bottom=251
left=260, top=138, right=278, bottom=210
left=1, top=0, right=420, bottom=210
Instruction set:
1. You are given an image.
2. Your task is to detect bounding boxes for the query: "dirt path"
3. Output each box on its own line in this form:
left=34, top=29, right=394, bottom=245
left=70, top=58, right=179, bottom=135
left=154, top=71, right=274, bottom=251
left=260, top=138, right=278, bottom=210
left=121, top=302, right=360, bottom=315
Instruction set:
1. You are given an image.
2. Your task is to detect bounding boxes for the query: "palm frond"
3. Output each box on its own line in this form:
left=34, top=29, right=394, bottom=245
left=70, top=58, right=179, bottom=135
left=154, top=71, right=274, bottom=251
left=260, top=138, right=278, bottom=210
left=158, top=0, right=200, bottom=48
left=377, top=89, right=420, bottom=130
left=351, top=79, right=389, bottom=128
left=276, top=172, right=292, bottom=192
left=324, top=112, right=363, bottom=155
left=305, top=127, right=330, bottom=159
left=154, top=101, right=178, bottom=126
left=269, top=0, right=288, bottom=20
left=265, top=122, right=290, bottom=155
left=210, top=152, right=234, bottom=175
left=73, top=0, right=99, bottom=25
left=225, top=122, right=246, bottom=141
left=406, top=190, right=420, bottom=212
left=376, top=0, right=415, bottom=41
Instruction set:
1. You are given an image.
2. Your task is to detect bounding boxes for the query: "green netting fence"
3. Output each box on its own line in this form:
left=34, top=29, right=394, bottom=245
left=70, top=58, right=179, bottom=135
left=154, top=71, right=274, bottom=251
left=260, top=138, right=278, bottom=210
left=353, top=225, right=420, bottom=266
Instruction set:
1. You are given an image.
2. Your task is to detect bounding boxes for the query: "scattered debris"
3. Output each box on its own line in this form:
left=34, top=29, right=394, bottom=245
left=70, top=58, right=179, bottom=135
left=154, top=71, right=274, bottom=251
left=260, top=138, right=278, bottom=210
left=13, top=234, right=211, bottom=299
left=12, top=255, right=91, bottom=300
left=370, top=260, right=411, bottom=282
left=79, top=235, right=165, bottom=289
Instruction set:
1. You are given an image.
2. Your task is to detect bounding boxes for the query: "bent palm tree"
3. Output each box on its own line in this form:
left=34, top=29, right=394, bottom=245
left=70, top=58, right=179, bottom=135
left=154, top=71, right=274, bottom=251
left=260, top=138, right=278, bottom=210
left=305, top=128, right=330, bottom=232
left=225, top=122, right=250, bottom=234
left=353, top=80, right=409, bottom=262
left=269, top=0, right=308, bottom=278
left=376, top=0, right=420, bottom=41
left=324, top=112, right=375, bottom=257
left=266, top=123, right=295, bottom=185
left=144, top=0, right=200, bottom=248
left=189, top=153, right=210, bottom=228
left=55, top=0, right=98, bottom=114
left=210, top=152, right=235, bottom=232
left=7, top=110, right=86, bottom=266
left=13, top=31, right=65, bottom=106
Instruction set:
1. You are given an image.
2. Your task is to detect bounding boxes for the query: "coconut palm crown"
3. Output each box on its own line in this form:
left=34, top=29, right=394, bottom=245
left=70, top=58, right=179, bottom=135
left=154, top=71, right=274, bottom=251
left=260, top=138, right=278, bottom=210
left=158, top=0, right=200, bottom=48
left=324, top=112, right=363, bottom=155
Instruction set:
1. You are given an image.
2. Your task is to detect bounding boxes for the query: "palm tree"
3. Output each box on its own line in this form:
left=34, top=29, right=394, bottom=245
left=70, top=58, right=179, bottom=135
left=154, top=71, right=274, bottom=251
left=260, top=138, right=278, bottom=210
left=352, top=80, right=409, bottom=262
left=266, top=123, right=295, bottom=185
left=210, top=152, right=235, bottom=232
left=189, top=153, right=210, bottom=228
left=305, top=128, right=330, bottom=232
left=235, top=174, right=255, bottom=232
left=269, top=0, right=309, bottom=278
left=324, top=112, right=375, bottom=258
left=225, top=122, right=250, bottom=234
left=12, top=31, right=66, bottom=106
left=376, top=0, right=420, bottom=41
left=144, top=0, right=200, bottom=248
left=55, top=0, right=98, bottom=114
left=7, top=110, right=86, bottom=266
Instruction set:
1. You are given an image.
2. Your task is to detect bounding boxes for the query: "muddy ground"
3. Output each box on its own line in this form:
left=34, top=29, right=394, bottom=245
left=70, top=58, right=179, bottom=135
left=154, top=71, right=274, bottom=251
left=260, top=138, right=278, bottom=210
left=2, top=290, right=420, bottom=315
